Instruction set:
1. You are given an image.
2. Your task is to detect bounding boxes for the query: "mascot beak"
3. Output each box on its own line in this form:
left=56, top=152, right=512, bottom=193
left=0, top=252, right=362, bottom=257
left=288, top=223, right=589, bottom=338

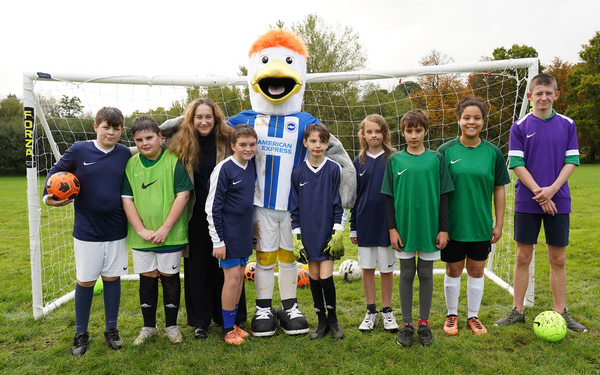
left=251, top=60, right=303, bottom=105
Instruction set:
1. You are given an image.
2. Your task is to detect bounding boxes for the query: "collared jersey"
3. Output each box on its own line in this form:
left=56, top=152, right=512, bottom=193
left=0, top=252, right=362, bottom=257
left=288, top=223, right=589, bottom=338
left=508, top=112, right=579, bottom=214
left=290, top=158, right=344, bottom=260
left=380, top=149, right=454, bottom=253
left=205, top=156, right=256, bottom=259
left=227, top=110, right=319, bottom=211
left=43, top=141, right=131, bottom=242
left=438, top=138, right=510, bottom=242
left=349, top=151, right=391, bottom=247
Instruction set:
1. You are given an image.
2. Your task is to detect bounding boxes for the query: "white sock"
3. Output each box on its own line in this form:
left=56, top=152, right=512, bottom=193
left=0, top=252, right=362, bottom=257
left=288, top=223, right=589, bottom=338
left=255, top=262, right=275, bottom=300
left=444, top=274, right=461, bottom=316
left=278, top=261, right=298, bottom=301
left=467, top=275, right=485, bottom=319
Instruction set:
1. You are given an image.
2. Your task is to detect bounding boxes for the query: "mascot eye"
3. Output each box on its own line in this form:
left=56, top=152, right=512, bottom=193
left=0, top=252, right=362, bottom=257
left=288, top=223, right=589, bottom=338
left=286, top=56, right=294, bottom=64
left=261, top=56, right=269, bottom=64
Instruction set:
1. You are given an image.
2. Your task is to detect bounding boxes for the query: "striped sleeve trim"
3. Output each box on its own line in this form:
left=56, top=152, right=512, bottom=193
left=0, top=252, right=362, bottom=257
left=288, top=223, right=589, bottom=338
left=508, top=156, right=525, bottom=169
left=565, top=149, right=579, bottom=156
left=508, top=150, right=524, bottom=158
left=565, top=155, right=580, bottom=166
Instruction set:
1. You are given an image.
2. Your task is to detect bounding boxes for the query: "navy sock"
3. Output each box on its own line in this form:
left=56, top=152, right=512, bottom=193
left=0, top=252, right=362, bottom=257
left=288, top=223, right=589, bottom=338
left=75, top=283, right=94, bottom=334
left=103, top=278, right=121, bottom=331
left=222, top=307, right=236, bottom=329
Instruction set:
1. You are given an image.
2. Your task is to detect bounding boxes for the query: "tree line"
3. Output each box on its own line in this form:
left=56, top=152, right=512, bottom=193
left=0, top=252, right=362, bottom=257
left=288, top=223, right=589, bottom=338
left=1, top=15, right=598, bottom=175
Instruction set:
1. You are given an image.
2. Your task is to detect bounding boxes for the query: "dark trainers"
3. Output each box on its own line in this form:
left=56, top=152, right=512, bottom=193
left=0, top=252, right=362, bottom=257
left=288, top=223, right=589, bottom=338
left=276, top=303, right=310, bottom=335
left=251, top=306, right=277, bottom=337
left=560, top=308, right=588, bottom=333
left=71, top=332, right=90, bottom=356
left=494, top=307, right=525, bottom=326
left=104, top=328, right=123, bottom=350
left=310, top=319, right=330, bottom=340
left=417, top=325, right=433, bottom=347
left=329, top=321, right=344, bottom=340
left=396, top=325, right=414, bottom=347
left=194, top=327, right=208, bottom=340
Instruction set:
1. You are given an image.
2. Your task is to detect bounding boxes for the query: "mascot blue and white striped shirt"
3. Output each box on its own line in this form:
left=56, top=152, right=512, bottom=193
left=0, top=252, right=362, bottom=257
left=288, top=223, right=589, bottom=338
left=228, top=110, right=320, bottom=211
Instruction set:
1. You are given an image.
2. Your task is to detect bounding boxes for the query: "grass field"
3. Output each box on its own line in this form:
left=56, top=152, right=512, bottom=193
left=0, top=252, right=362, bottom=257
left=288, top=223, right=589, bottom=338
left=1, top=166, right=599, bottom=374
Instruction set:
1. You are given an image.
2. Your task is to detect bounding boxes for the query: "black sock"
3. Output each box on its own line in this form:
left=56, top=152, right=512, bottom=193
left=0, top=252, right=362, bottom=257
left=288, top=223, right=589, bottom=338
left=309, top=277, right=326, bottom=321
left=367, top=304, right=377, bottom=314
left=161, top=273, right=181, bottom=328
left=139, top=275, right=158, bottom=328
left=256, top=298, right=272, bottom=309
left=320, top=276, right=337, bottom=323
left=281, top=298, right=297, bottom=311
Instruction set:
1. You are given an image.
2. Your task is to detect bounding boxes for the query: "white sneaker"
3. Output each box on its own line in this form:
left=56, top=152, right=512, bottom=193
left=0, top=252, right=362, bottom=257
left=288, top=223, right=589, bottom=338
left=165, top=325, right=183, bottom=343
left=358, top=311, right=378, bottom=331
left=381, top=309, right=399, bottom=332
left=134, top=327, right=158, bottom=345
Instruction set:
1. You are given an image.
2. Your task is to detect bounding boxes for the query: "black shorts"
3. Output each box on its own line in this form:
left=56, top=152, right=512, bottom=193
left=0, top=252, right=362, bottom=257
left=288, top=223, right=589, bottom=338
left=441, top=240, right=491, bottom=263
left=514, top=212, right=569, bottom=247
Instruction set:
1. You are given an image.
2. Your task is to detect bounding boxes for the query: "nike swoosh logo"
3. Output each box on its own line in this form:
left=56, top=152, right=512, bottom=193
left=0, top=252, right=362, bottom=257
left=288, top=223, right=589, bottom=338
left=527, top=132, right=537, bottom=138
left=360, top=171, right=366, bottom=176
left=83, top=162, right=95, bottom=166
left=232, top=180, right=242, bottom=185
left=398, top=169, right=407, bottom=176
left=172, top=265, right=177, bottom=269
left=451, top=159, right=461, bottom=164
left=300, top=182, right=309, bottom=186
left=259, top=285, right=274, bottom=290
left=142, top=180, right=158, bottom=189
left=388, top=263, right=395, bottom=268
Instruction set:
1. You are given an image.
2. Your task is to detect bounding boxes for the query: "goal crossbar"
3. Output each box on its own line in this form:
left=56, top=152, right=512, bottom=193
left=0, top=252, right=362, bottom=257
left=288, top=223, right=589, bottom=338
left=24, top=58, right=539, bottom=318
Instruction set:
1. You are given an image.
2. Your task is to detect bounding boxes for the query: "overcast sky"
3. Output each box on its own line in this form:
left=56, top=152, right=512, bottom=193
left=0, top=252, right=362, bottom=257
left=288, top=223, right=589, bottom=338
left=1, top=0, right=598, bottom=98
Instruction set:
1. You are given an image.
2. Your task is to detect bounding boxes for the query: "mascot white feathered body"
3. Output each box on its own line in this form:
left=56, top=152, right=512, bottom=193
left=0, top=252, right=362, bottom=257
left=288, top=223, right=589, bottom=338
left=228, top=29, right=355, bottom=338
left=160, top=29, right=356, bottom=337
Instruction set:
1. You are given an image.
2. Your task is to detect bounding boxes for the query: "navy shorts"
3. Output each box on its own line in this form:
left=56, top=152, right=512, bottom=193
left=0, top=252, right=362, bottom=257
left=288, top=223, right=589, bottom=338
left=441, top=240, right=491, bottom=263
left=514, top=212, right=569, bottom=247
left=219, top=256, right=249, bottom=269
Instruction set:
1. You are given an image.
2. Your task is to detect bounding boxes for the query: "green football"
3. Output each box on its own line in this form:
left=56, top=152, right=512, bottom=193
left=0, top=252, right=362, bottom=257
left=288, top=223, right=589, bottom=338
left=533, top=311, right=567, bottom=342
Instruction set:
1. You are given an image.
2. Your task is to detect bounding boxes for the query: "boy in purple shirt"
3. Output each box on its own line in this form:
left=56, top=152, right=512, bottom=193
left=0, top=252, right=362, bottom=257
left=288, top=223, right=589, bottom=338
left=495, top=74, right=587, bottom=332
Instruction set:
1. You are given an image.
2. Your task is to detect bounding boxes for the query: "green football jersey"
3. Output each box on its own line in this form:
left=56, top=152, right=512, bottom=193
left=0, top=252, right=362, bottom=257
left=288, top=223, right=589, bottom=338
left=438, top=138, right=510, bottom=242
left=125, top=149, right=191, bottom=250
left=381, top=149, right=454, bottom=253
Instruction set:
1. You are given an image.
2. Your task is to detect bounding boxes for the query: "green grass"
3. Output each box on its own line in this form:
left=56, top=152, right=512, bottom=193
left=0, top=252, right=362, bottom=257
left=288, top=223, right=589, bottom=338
left=1, top=169, right=599, bottom=374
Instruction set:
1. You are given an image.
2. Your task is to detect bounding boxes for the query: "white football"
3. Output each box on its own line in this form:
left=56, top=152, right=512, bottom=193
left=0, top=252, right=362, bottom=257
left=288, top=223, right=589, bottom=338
left=338, top=259, right=361, bottom=282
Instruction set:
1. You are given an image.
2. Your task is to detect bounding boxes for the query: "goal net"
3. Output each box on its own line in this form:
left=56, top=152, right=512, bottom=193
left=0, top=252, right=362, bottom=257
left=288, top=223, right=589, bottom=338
left=24, top=58, right=539, bottom=318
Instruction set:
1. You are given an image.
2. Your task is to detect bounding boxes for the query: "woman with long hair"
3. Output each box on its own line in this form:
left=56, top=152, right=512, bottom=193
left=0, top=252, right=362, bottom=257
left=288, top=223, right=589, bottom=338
left=167, top=98, right=246, bottom=339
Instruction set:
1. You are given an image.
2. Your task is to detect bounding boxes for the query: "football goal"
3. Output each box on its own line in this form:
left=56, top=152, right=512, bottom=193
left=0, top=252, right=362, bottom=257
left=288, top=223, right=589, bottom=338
left=24, top=58, right=539, bottom=318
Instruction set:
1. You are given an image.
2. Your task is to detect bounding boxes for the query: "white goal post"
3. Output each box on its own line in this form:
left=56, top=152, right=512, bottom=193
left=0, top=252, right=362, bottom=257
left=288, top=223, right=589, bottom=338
left=24, top=58, right=539, bottom=318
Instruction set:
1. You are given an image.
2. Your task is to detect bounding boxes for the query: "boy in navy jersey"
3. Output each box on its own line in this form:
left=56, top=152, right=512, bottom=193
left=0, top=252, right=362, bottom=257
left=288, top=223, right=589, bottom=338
left=43, top=107, right=131, bottom=356
left=290, top=124, right=345, bottom=340
left=122, top=117, right=193, bottom=345
left=495, top=74, right=587, bottom=332
left=206, top=124, right=257, bottom=345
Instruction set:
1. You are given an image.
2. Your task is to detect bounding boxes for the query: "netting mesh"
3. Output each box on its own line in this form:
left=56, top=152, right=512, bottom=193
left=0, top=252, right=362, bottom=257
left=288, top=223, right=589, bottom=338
left=27, top=62, right=531, bottom=315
